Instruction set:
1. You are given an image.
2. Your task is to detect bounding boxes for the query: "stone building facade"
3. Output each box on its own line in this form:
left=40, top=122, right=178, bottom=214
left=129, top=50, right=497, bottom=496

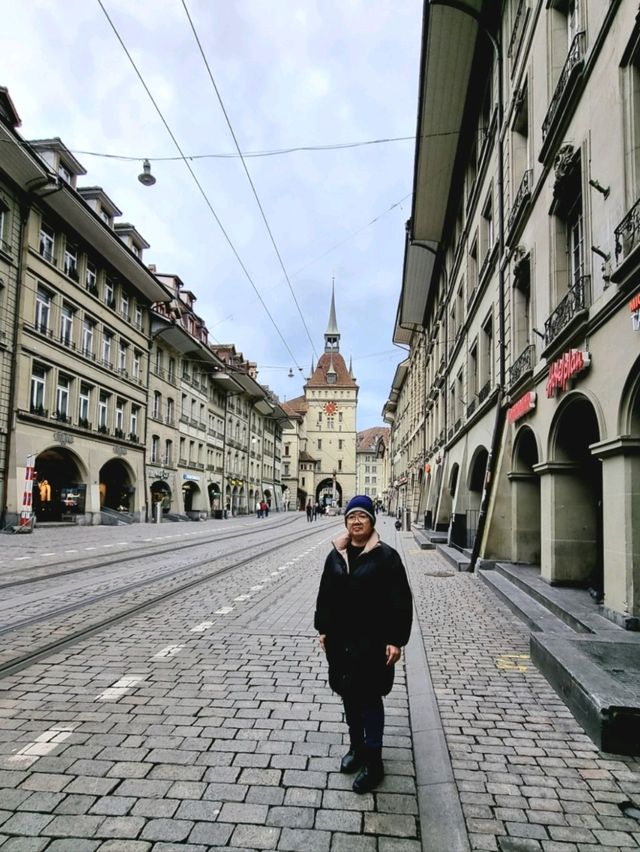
left=385, top=0, right=640, bottom=627
left=0, top=88, right=288, bottom=526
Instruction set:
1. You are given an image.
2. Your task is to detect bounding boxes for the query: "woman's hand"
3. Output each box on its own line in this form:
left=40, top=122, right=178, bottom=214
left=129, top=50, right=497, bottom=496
left=386, top=644, right=401, bottom=666
left=319, top=634, right=327, bottom=653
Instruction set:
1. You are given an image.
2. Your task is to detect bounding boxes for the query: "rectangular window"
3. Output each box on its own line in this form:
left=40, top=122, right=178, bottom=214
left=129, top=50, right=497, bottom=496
left=317, top=439, right=322, bottom=450
left=118, top=341, right=128, bottom=374
left=98, top=392, right=109, bottom=430
left=39, top=222, right=55, bottom=262
left=79, top=383, right=91, bottom=425
left=35, top=286, right=51, bottom=333
left=0, top=202, right=8, bottom=252
left=120, top=292, right=129, bottom=320
left=168, top=358, right=176, bottom=383
left=284, top=444, right=290, bottom=456
left=164, top=439, right=173, bottom=465
left=102, top=331, right=113, bottom=367
left=104, top=276, right=114, bottom=306
left=134, top=303, right=142, bottom=330
left=60, top=304, right=74, bottom=347
left=55, top=375, right=70, bottom=420
left=338, top=439, right=343, bottom=449
left=115, top=398, right=125, bottom=433
left=130, top=405, right=139, bottom=439
left=82, top=319, right=94, bottom=358
left=338, top=459, right=342, bottom=471
left=30, top=364, right=47, bottom=413
left=86, top=261, right=97, bottom=294
left=63, top=242, right=78, bottom=280
left=132, top=350, right=141, bottom=381
left=151, top=435, right=160, bottom=464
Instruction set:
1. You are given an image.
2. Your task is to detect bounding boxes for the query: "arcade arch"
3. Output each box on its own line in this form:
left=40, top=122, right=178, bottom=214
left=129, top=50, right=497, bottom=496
left=510, top=426, right=541, bottom=563
left=545, top=394, right=602, bottom=592
left=34, top=446, right=88, bottom=521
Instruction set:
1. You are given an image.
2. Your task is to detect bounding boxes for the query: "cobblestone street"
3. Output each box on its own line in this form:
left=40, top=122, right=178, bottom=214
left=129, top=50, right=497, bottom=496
left=0, top=515, right=638, bottom=851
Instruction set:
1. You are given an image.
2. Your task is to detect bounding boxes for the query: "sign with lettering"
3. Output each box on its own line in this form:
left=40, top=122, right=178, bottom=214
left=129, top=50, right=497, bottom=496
left=183, top=474, right=200, bottom=482
left=546, top=349, right=590, bottom=398
left=630, top=293, right=640, bottom=330
left=507, top=391, right=537, bottom=423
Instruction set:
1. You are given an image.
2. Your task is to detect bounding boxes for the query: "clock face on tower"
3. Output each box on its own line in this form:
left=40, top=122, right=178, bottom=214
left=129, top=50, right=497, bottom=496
left=323, top=401, right=337, bottom=416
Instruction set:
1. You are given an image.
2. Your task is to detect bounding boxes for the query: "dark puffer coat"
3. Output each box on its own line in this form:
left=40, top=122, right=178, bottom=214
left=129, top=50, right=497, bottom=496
left=314, top=530, right=413, bottom=697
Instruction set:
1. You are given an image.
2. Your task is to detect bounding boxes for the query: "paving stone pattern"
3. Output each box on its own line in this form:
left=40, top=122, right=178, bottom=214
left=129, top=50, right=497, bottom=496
left=0, top=517, right=419, bottom=850
left=403, top=542, right=640, bottom=852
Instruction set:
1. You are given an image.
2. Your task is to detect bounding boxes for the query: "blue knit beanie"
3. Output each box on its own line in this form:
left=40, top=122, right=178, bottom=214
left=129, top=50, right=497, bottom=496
left=344, top=495, right=376, bottom=525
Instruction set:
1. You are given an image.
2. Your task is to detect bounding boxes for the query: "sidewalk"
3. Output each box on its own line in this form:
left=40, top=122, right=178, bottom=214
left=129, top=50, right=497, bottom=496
left=397, top=528, right=640, bottom=852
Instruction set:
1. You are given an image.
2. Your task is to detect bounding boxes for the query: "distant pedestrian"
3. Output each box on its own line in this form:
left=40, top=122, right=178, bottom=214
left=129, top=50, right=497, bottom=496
left=256, top=500, right=262, bottom=519
left=260, top=500, right=268, bottom=518
left=313, top=502, right=320, bottom=521
left=315, top=494, right=413, bottom=793
left=306, top=502, right=313, bottom=523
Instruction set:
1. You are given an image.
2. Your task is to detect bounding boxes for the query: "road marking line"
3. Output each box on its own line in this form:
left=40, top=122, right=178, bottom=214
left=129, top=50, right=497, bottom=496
left=270, top=571, right=279, bottom=576
left=215, top=606, right=234, bottom=615
left=250, top=585, right=263, bottom=591
left=97, top=675, right=143, bottom=701
left=153, top=644, right=183, bottom=659
left=41, top=552, right=55, bottom=556
left=191, top=621, right=214, bottom=632
left=85, top=547, right=96, bottom=551
left=8, top=725, right=77, bottom=767
left=14, top=556, right=30, bottom=561
left=103, top=543, right=115, bottom=547
left=65, top=549, right=78, bottom=553
left=234, top=594, right=251, bottom=601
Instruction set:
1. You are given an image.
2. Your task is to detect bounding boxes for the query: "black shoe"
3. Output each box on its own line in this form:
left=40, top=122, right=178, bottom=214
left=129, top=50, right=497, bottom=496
left=352, top=753, right=384, bottom=793
left=340, top=747, right=364, bottom=774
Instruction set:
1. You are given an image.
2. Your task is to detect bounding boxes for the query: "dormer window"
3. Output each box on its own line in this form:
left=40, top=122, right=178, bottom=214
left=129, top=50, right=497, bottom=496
left=58, top=163, right=72, bottom=184
left=101, top=208, right=112, bottom=226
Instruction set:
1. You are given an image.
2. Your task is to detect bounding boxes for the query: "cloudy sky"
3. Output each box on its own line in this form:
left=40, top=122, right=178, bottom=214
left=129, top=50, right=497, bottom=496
left=1, top=0, right=421, bottom=429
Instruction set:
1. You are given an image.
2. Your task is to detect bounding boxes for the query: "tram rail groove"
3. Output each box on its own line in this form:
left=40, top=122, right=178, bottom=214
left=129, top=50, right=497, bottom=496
left=0, top=521, right=336, bottom=681
left=0, top=514, right=300, bottom=591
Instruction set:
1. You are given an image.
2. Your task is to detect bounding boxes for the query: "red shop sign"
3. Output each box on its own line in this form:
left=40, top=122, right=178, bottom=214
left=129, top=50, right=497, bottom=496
left=546, top=349, right=590, bottom=398
left=508, top=391, right=537, bottom=423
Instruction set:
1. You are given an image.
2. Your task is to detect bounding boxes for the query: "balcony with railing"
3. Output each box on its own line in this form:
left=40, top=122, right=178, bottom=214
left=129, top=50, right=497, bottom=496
left=507, top=169, right=532, bottom=239
left=543, top=275, right=590, bottom=351
left=478, top=380, right=491, bottom=404
left=541, top=32, right=585, bottom=154
left=509, top=343, right=536, bottom=388
left=612, top=198, right=640, bottom=287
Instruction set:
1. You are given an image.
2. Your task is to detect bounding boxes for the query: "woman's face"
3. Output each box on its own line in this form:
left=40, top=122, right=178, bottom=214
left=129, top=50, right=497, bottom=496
left=346, top=511, right=373, bottom=543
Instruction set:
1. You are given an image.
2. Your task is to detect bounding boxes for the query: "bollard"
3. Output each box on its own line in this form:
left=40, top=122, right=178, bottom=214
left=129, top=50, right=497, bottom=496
left=154, top=502, right=162, bottom=524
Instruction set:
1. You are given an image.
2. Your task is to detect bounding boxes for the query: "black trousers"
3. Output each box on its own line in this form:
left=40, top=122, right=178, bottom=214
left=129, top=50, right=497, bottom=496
left=342, top=693, right=384, bottom=750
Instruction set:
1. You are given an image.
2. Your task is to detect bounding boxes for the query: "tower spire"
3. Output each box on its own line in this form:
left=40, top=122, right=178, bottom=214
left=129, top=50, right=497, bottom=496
left=324, top=277, right=340, bottom=354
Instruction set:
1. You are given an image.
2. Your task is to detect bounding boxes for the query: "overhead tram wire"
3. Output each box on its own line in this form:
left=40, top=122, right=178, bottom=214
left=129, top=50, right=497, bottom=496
left=180, top=0, right=318, bottom=361
left=96, top=0, right=304, bottom=374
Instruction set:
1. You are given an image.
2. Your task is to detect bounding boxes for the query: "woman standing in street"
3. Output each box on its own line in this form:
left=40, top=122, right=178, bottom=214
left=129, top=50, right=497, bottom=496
left=314, top=494, right=413, bottom=793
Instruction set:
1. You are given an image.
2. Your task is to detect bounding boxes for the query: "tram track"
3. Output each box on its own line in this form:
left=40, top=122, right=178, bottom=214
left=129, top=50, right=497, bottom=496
left=0, top=514, right=300, bottom=590
left=0, top=519, right=337, bottom=680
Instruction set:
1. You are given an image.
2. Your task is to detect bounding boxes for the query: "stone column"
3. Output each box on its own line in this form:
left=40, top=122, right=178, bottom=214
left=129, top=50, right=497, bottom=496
left=592, top=437, right=640, bottom=626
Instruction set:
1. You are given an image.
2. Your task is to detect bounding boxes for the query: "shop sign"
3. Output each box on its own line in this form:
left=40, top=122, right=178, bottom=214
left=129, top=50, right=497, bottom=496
left=148, top=468, right=170, bottom=481
left=630, top=293, right=640, bottom=330
left=507, top=391, right=537, bottom=423
left=546, top=349, right=590, bottom=398
left=53, top=431, right=74, bottom=444
left=183, top=473, right=200, bottom=482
